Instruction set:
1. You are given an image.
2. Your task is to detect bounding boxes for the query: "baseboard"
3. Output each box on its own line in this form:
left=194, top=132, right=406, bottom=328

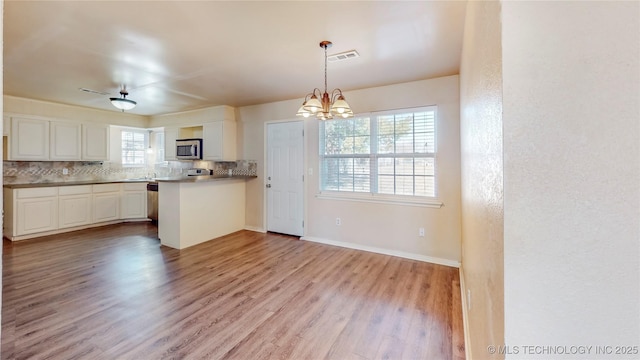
left=459, top=267, right=472, bottom=360
left=244, top=226, right=267, bottom=233
left=300, top=236, right=460, bottom=268
left=6, top=219, right=146, bottom=241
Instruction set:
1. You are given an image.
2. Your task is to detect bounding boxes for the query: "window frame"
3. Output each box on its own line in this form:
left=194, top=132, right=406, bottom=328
left=318, top=106, right=443, bottom=208
left=121, top=129, right=148, bottom=167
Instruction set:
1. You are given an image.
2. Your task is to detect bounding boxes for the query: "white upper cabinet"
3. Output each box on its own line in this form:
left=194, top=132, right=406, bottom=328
left=203, top=121, right=236, bottom=161
left=8, top=116, right=110, bottom=161
left=10, top=117, right=50, bottom=160
left=164, top=127, right=179, bottom=161
left=82, top=123, right=110, bottom=161
left=50, top=121, right=82, bottom=160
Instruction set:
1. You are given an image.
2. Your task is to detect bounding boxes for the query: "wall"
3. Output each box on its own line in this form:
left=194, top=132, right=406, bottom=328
left=4, top=95, right=148, bottom=128
left=459, top=0, right=504, bottom=359
left=502, top=1, right=640, bottom=357
left=238, top=76, right=462, bottom=265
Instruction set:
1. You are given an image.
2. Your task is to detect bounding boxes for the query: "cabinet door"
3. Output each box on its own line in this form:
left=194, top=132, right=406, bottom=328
left=93, top=193, right=120, bottom=223
left=59, top=194, right=92, bottom=228
left=164, top=127, right=179, bottom=161
left=16, top=197, right=58, bottom=235
left=10, top=117, right=50, bottom=160
left=203, top=121, right=236, bottom=161
left=203, top=122, right=223, bottom=160
left=50, top=121, right=82, bottom=160
left=82, top=123, right=110, bottom=160
left=121, top=191, right=147, bottom=219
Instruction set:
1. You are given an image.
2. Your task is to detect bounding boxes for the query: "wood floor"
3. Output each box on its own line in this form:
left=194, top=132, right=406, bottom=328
left=2, top=223, right=465, bottom=360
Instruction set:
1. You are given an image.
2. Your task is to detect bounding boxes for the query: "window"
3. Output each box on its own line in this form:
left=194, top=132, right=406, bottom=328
left=319, top=106, right=437, bottom=201
left=121, top=130, right=146, bottom=166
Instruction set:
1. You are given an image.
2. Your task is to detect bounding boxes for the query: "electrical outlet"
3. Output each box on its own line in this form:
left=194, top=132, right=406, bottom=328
left=336, top=217, right=341, bottom=226
left=62, top=168, right=69, bottom=175
left=419, top=227, right=425, bottom=237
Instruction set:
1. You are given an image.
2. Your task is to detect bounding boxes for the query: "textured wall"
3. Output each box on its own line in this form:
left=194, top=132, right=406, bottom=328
left=238, top=76, right=462, bottom=264
left=459, top=1, right=504, bottom=358
left=502, top=1, right=640, bottom=357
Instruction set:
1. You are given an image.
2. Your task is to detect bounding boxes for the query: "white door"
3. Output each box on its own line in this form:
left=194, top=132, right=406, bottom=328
left=267, top=121, right=304, bottom=236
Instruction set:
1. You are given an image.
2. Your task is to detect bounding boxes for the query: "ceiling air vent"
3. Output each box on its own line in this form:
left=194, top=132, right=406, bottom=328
left=327, top=50, right=360, bottom=63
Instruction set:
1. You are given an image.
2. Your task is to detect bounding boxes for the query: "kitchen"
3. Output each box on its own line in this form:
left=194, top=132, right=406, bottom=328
left=2, top=102, right=258, bottom=248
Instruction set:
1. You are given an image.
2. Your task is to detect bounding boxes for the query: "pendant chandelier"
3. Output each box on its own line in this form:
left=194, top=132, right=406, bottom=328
left=296, top=41, right=353, bottom=120
left=110, top=87, right=137, bottom=112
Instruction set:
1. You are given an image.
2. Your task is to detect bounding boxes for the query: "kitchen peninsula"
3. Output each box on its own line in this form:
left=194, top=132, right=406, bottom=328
left=156, top=175, right=255, bottom=249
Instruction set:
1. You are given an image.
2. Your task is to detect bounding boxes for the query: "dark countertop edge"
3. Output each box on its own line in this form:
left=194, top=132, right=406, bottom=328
left=155, top=175, right=258, bottom=183
left=3, top=176, right=258, bottom=189
left=3, top=179, right=150, bottom=189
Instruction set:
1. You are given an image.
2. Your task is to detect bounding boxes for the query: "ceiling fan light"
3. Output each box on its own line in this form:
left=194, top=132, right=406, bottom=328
left=110, top=89, right=137, bottom=111
left=110, top=97, right=137, bottom=111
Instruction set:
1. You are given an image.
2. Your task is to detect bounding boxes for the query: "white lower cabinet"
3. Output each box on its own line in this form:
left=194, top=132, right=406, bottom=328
left=92, top=184, right=121, bottom=223
left=14, top=187, right=58, bottom=236
left=58, top=185, right=92, bottom=229
left=3, top=182, right=152, bottom=241
left=17, top=197, right=58, bottom=235
left=121, top=183, right=147, bottom=219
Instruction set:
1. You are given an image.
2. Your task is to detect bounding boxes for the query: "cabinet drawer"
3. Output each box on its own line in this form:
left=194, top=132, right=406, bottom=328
left=122, top=182, right=147, bottom=191
left=59, top=185, right=92, bottom=196
left=92, top=183, right=121, bottom=193
left=16, top=187, right=58, bottom=199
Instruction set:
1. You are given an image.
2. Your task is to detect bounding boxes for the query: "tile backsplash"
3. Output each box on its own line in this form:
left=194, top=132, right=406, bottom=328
left=2, top=160, right=257, bottom=185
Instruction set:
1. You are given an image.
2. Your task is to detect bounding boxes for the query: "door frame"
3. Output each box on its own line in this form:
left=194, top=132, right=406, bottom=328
left=263, top=119, right=306, bottom=236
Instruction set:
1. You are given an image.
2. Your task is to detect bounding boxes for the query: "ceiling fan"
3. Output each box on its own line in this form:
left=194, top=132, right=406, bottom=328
left=78, top=86, right=137, bottom=112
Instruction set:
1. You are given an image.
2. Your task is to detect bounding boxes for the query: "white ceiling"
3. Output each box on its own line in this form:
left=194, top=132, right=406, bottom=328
left=4, top=1, right=467, bottom=116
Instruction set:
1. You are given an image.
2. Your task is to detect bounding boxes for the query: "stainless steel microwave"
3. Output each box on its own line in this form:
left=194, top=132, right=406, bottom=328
left=176, top=138, right=202, bottom=160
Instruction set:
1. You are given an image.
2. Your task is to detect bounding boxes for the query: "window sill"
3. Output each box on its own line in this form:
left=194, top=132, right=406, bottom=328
left=316, top=191, right=443, bottom=208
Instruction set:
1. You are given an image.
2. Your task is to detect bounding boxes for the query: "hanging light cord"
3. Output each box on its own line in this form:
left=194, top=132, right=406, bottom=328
left=324, top=44, right=328, bottom=94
